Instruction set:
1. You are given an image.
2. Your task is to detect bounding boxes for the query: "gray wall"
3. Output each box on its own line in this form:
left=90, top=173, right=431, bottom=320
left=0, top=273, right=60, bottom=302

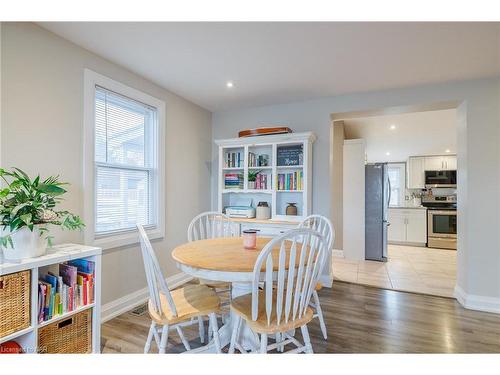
left=1, top=23, right=212, bottom=305
left=212, top=77, right=500, bottom=305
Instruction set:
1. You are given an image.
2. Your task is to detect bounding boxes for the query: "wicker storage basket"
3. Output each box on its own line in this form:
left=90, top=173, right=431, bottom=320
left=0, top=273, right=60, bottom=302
left=38, top=309, right=92, bottom=354
left=0, top=270, right=31, bottom=338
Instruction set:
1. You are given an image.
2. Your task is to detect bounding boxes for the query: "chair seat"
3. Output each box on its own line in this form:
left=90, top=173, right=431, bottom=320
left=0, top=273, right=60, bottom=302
left=230, top=291, right=314, bottom=334
left=315, top=282, right=322, bottom=291
left=198, top=278, right=231, bottom=289
left=148, top=284, right=220, bottom=325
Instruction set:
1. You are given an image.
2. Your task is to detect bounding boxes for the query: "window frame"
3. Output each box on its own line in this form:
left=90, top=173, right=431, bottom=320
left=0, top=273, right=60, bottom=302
left=84, top=69, right=165, bottom=250
left=387, top=162, right=407, bottom=207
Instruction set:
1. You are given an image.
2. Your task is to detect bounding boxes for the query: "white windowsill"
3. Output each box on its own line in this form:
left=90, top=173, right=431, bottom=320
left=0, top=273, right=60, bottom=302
left=91, top=226, right=164, bottom=251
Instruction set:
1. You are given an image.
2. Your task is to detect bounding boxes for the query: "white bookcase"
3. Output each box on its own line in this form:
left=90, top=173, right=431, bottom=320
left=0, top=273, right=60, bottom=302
left=215, top=132, right=316, bottom=223
left=0, top=244, right=102, bottom=353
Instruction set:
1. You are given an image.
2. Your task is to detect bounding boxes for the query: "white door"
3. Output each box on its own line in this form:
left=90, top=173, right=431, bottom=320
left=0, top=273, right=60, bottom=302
left=407, top=157, right=425, bottom=189
left=406, top=210, right=427, bottom=244
left=388, top=209, right=406, bottom=242
left=443, top=156, right=457, bottom=170
left=424, top=156, right=444, bottom=171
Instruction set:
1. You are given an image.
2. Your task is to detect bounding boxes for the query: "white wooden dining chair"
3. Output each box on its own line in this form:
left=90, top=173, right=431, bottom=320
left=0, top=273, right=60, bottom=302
left=137, top=224, right=222, bottom=353
left=298, top=214, right=334, bottom=340
left=187, top=211, right=235, bottom=341
left=228, top=228, right=328, bottom=354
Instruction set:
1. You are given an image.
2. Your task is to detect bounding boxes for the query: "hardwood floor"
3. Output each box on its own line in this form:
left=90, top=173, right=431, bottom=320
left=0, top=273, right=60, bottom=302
left=101, top=281, right=500, bottom=353
left=333, top=245, right=456, bottom=297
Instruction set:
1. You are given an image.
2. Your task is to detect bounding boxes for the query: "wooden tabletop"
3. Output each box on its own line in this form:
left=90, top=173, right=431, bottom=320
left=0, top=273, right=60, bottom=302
left=172, top=237, right=306, bottom=273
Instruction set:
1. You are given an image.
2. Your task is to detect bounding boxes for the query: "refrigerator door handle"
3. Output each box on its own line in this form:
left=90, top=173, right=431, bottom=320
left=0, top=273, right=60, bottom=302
left=387, top=175, right=392, bottom=208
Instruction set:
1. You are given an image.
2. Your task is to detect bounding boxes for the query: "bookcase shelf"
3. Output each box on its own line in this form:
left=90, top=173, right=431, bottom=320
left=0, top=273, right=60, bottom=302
left=0, top=326, right=34, bottom=345
left=0, top=244, right=101, bottom=354
left=216, top=132, right=315, bottom=222
left=277, top=165, right=304, bottom=169
left=249, top=166, right=272, bottom=170
left=37, top=303, right=95, bottom=328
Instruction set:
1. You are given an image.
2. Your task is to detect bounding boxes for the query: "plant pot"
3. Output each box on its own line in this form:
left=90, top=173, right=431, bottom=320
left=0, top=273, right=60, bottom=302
left=248, top=181, right=256, bottom=189
left=1, top=226, right=47, bottom=261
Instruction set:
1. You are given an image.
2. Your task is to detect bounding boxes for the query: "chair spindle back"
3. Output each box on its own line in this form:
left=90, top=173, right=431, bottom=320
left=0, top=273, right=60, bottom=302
left=187, top=211, right=232, bottom=242
left=251, top=228, right=328, bottom=326
left=137, top=224, right=177, bottom=318
left=298, top=214, right=334, bottom=252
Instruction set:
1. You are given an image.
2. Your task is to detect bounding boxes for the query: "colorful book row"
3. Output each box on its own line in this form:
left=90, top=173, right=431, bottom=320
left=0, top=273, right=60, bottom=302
left=254, top=174, right=269, bottom=190
left=224, top=173, right=244, bottom=189
left=38, top=259, right=95, bottom=323
left=277, top=171, right=303, bottom=191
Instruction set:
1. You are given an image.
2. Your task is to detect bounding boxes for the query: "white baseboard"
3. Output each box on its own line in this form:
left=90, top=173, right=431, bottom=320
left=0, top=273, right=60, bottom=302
left=332, top=249, right=344, bottom=258
left=101, top=272, right=193, bottom=323
left=454, top=285, right=500, bottom=314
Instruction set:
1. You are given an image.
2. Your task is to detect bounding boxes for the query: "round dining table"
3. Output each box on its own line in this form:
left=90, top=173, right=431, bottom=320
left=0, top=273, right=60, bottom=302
left=172, top=236, right=293, bottom=353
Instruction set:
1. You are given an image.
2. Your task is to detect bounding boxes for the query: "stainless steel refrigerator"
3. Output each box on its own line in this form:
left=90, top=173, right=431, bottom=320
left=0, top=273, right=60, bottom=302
left=365, top=163, right=390, bottom=261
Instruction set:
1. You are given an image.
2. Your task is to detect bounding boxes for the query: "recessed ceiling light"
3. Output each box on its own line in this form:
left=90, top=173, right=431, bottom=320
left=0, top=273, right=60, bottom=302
left=386, top=152, right=391, bottom=156
left=389, top=124, right=396, bottom=130
left=445, top=149, right=451, bottom=153
left=226, top=81, right=234, bottom=88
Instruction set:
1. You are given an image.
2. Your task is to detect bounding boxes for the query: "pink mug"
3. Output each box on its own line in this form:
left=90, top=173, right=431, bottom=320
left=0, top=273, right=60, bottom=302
left=243, top=229, right=258, bottom=250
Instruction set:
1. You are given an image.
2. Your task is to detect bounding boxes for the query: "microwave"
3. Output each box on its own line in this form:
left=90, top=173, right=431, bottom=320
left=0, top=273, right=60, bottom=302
left=425, top=170, right=457, bottom=188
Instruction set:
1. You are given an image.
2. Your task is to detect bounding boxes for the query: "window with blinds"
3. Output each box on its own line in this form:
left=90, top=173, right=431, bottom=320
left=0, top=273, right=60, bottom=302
left=94, top=86, right=158, bottom=235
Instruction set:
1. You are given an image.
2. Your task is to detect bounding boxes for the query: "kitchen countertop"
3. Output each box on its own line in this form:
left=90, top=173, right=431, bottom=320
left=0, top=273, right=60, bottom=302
left=389, top=206, right=427, bottom=210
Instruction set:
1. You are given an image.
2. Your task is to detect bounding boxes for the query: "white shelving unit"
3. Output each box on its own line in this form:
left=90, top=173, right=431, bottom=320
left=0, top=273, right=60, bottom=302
left=0, top=244, right=102, bottom=353
left=215, top=132, right=315, bottom=223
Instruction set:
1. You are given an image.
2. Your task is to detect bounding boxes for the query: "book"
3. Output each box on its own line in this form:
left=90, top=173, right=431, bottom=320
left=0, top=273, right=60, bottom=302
left=59, top=263, right=77, bottom=287
left=68, top=259, right=95, bottom=275
left=38, top=283, right=47, bottom=323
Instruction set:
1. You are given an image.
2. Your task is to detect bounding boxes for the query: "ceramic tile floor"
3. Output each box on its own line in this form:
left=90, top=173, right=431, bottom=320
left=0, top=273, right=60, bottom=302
left=332, top=244, right=457, bottom=298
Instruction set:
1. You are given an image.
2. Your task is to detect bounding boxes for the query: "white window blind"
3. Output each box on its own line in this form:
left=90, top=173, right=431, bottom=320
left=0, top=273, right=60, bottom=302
left=94, top=86, right=158, bottom=235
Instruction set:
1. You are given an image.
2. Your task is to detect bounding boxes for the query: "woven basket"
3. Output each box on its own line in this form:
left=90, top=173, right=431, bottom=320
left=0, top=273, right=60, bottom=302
left=0, top=270, right=31, bottom=338
left=38, top=309, right=92, bottom=354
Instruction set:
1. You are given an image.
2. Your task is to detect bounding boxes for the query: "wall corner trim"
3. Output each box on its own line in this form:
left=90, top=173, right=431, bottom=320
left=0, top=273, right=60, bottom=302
left=101, top=272, right=193, bottom=323
left=454, top=285, right=500, bottom=314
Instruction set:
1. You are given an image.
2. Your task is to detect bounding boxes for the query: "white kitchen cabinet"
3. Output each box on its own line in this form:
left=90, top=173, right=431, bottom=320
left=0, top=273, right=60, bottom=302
left=388, top=209, right=406, bottom=242
left=405, top=210, right=427, bottom=243
left=388, top=208, right=427, bottom=245
left=424, top=156, right=443, bottom=171
left=424, top=155, right=457, bottom=171
left=407, top=156, right=425, bottom=189
left=442, top=155, right=457, bottom=170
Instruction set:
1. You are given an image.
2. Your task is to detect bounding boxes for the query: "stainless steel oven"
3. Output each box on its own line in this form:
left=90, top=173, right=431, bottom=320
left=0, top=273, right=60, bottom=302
left=427, top=209, right=457, bottom=250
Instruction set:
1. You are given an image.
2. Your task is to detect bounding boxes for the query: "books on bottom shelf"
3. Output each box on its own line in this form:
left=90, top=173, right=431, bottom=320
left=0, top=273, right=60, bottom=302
left=38, top=259, right=95, bottom=324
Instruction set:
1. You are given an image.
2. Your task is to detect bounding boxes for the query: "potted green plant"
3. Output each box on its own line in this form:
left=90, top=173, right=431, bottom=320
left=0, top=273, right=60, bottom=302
left=247, top=170, right=261, bottom=190
left=0, top=168, right=84, bottom=261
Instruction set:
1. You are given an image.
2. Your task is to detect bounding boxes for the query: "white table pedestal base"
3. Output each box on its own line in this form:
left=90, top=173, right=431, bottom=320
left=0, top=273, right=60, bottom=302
left=188, top=282, right=259, bottom=353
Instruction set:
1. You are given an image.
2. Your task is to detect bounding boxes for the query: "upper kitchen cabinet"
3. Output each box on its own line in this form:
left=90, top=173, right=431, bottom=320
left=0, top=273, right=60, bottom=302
left=424, top=155, right=457, bottom=171
left=442, top=155, right=457, bottom=170
left=407, top=156, right=425, bottom=189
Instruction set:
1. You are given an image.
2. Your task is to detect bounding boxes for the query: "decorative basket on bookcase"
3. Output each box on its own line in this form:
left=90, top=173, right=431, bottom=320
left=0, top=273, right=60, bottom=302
left=38, top=309, right=92, bottom=354
left=0, top=270, right=31, bottom=338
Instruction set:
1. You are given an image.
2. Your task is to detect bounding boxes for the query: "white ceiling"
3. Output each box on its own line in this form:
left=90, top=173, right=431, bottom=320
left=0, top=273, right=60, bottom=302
left=343, top=109, right=457, bottom=163
left=38, top=22, right=500, bottom=112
